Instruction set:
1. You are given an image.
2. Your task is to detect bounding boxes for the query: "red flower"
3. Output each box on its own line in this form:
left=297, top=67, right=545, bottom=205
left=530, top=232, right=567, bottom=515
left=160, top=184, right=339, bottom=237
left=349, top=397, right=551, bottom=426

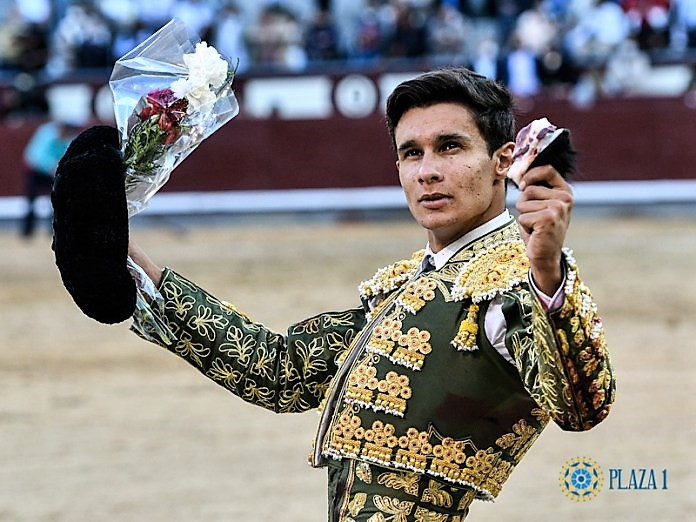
left=163, top=128, right=180, bottom=145
left=146, top=88, right=177, bottom=107
left=158, top=111, right=173, bottom=132
left=137, top=87, right=190, bottom=144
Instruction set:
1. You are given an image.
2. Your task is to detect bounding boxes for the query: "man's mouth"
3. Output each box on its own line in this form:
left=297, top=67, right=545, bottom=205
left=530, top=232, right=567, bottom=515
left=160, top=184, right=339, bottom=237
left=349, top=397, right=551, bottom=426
left=418, top=193, right=449, bottom=202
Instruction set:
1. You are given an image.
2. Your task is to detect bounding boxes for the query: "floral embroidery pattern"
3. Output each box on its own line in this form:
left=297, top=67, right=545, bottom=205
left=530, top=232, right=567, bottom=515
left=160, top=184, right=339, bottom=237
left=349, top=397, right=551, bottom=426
left=414, top=506, right=449, bottom=522
left=421, top=480, right=453, bottom=508
left=145, top=270, right=364, bottom=415
left=378, top=471, right=421, bottom=497
left=370, top=495, right=415, bottom=522
left=511, top=250, right=615, bottom=432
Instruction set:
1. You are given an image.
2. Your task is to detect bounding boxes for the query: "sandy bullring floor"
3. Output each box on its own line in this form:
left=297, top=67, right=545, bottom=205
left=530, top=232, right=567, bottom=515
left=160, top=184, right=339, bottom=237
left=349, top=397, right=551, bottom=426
left=1, top=213, right=694, bottom=521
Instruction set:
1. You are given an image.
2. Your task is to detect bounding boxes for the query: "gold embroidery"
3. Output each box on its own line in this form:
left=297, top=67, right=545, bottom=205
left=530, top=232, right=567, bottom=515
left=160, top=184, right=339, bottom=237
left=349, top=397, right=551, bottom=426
left=414, top=506, right=449, bottom=522
left=363, top=420, right=399, bottom=463
left=172, top=331, right=210, bottom=367
left=391, top=327, right=432, bottom=371
left=187, top=304, right=228, bottom=342
left=359, top=251, right=424, bottom=300
left=367, top=316, right=403, bottom=358
left=395, top=427, right=432, bottom=471
left=450, top=304, right=479, bottom=352
left=356, top=461, right=373, bottom=483
left=366, top=314, right=433, bottom=371
left=377, top=471, right=421, bottom=497
left=346, top=361, right=413, bottom=417
left=348, top=492, right=367, bottom=517
left=397, top=278, right=438, bottom=314
left=371, top=495, right=415, bottom=521
left=421, top=480, right=453, bottom=508
left=458, top=450, right=498, bottom=487
left=456, top=488, right=476, bottom=511
left=495, top=419, right=539, bottom=457
left=451, top=240, right=529, bottom=303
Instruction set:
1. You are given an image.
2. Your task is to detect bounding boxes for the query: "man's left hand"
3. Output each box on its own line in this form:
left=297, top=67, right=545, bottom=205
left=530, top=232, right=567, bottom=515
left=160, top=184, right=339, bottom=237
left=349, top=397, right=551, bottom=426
left=515, top=165, right=573, bottom=296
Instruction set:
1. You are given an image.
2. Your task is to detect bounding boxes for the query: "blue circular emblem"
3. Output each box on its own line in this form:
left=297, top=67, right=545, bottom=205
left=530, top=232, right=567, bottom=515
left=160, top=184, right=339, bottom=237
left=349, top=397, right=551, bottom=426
left=559, top=456, right=603, bottom=501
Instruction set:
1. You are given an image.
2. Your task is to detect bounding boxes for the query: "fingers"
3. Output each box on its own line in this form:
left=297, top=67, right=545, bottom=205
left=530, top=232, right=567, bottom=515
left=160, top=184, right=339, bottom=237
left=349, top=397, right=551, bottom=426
left=517, top=164, right=569, bottom=191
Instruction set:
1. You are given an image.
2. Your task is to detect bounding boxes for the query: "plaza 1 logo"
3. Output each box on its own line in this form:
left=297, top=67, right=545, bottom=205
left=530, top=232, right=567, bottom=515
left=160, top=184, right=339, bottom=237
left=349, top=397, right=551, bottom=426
left=559, top=456, right=604, bottom=502
left=559, top=457, right=669, bottom=501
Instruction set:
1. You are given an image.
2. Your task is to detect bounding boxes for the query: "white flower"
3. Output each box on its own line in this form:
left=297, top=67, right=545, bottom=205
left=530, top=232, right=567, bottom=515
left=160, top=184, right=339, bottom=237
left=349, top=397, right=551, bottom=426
left=171, top=41, right=230, bottom=114
left=185, top=84, right=217, bottom=112
left=171, top=77, right=192, bottom=99
left=184, top=41, right=228, bottom=90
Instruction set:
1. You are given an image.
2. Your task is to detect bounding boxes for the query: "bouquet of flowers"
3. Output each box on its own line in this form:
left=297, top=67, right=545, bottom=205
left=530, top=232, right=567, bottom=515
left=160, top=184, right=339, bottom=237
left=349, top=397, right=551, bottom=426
left=109, top=19, right=239, bottom=343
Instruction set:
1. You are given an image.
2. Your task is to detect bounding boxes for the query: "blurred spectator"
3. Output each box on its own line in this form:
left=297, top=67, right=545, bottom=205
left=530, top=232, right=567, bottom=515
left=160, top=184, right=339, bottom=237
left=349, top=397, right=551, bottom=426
left=136, top=0, right=174, bottom=34
left=564, top=0, right=632, bottom=67
left=513, top=0, right=558, bottom=56
left=110, top=20, right=151, bottom=60
left=15, top=0, right=51, bottom=25
left=304, top=8, right=341, bottom=62
left=502, top=36, right=542, bottom=97
left=245, top=3, right=307, bottom=71
left=20, top=84, right=89, bottom=237
left=331, top=0, right=367, bottom=57
left=427, top=1, right=471, bottom=63
left=171, top=0, right=215, bottom=39
left=383, top=2, right=428, bottom=58
left=212, top=2, right=249, bottom=72
left=602, top=37, right=652, bottom=93
left=98, top=0, right=138, bottom=28
left=673, top=0, right=696, bottom=48
left=460, top=0, right=498, bottom=17
left=2, top=0, right=696, bottom=109
left=353, top=0, right=388, bottom=61
left=20, top=120, right=76, bottom=237
left=471, top=36, right=503, bottom=80
left=621, top=0, right=671, bottom=49
left=48, top=1, right=113, bottom=76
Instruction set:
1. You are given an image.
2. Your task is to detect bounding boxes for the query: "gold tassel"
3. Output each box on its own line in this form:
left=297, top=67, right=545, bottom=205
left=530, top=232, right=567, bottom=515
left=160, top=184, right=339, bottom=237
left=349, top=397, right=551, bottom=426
left=451, top=303, right=479, bottom=351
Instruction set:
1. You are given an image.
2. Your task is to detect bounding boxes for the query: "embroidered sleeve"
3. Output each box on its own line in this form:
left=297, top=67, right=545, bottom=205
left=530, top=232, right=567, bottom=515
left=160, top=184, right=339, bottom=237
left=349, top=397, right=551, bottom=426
left=131, top=268, right=366, bottom=413
left=504, top=249, right=615, bottom=432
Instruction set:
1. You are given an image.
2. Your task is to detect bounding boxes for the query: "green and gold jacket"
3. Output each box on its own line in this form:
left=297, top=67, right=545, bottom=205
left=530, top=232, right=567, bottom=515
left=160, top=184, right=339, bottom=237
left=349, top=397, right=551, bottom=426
left=133, top=219, right=615, bottom=501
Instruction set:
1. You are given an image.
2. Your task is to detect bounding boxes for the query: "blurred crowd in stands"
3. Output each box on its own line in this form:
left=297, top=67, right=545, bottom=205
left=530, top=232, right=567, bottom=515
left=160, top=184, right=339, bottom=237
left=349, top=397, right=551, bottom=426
left=2, top=0, right=696, bottom=117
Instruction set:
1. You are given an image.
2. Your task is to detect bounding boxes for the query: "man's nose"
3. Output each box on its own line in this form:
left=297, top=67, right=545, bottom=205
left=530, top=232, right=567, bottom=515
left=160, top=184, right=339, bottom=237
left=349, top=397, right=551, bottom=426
left=417, top=151, right=443, bottom=184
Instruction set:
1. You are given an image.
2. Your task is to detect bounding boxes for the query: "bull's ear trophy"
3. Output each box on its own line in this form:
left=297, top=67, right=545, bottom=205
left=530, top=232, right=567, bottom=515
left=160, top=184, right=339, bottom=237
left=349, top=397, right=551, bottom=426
left=508, top=118, right=577, bottom=188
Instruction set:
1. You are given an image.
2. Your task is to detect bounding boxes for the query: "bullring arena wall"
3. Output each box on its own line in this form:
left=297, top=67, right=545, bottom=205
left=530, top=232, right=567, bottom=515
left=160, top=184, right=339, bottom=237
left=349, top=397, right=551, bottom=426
left=2, top=70, right=696, bottom=211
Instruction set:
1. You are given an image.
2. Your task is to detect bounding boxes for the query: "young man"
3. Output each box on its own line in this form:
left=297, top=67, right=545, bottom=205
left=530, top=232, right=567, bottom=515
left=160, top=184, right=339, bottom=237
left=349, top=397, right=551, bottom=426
left=77, top=68, right=617, bottom=521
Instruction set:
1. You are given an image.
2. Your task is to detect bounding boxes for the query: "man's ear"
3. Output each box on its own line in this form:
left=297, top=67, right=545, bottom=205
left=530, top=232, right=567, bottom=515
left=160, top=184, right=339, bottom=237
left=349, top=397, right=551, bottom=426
left=494, top=142, right=515, bottom=179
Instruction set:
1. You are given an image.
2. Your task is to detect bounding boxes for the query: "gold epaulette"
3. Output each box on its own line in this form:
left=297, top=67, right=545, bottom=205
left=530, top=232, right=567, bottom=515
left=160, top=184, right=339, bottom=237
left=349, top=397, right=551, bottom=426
left=450, top=239, right=530, bottom=352
left=359, top=250, right=425, bottom=300
left=451, top=240, right=529, bottom=304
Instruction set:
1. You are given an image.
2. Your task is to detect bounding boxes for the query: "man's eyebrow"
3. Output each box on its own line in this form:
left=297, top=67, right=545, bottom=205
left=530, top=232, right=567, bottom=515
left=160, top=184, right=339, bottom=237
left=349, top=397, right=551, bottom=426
left=436, top=133, right=470, bottom=144
left=397, top=139, right=417, bottom=153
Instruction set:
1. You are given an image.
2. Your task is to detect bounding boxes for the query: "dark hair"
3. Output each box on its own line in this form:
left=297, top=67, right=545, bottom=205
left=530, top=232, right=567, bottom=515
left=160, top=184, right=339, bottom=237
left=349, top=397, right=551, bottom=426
left=385, top=67, right=515, bottom=156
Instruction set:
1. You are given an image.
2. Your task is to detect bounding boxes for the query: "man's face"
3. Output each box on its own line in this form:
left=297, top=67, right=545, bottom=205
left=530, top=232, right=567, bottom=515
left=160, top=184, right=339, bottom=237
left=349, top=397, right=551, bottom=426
left=395, top=103, right=513, bottom=252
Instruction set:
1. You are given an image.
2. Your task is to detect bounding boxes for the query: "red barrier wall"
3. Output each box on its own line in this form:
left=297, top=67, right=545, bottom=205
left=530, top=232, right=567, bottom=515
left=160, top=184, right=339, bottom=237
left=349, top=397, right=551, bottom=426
left=3, top=90, right=695, bottom=198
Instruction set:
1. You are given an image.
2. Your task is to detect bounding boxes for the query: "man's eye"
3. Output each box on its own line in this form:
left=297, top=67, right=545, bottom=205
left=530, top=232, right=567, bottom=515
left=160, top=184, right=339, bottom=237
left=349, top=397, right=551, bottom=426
left=441, top=141, right=460, bottom=151
left=403, top=149, right=421, bottom=158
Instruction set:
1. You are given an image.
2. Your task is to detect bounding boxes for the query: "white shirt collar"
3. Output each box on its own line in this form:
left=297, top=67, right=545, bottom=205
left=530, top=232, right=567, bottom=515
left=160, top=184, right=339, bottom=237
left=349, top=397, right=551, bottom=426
left=424, top=210, right=512, bottom=270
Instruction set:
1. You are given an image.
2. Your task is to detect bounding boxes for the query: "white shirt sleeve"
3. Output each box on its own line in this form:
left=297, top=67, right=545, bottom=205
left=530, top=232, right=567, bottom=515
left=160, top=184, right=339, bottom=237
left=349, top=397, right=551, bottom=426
left=484, top=295, right=515, bottom=365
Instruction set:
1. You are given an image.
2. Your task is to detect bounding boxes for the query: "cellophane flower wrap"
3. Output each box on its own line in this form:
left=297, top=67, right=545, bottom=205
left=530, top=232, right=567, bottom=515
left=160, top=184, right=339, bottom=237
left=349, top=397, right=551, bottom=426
left=109, top=19, right=239, bottom=344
